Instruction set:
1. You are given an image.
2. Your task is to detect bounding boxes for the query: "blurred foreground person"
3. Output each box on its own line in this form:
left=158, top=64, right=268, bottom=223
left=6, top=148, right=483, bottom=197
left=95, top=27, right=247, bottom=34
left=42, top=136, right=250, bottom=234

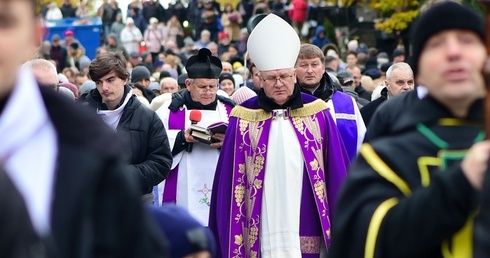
left=0, top=167, right=41, bottom=257
left=149, top=204, right=216, bottom=258
left=0, top=1, right=167, bottom=256
left=330, top=2, right=489, bottom=257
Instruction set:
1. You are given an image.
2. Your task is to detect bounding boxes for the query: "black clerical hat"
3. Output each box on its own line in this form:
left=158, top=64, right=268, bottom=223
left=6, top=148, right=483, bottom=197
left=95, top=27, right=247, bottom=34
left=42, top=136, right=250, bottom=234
left=185, top=48, right=222, bottom=79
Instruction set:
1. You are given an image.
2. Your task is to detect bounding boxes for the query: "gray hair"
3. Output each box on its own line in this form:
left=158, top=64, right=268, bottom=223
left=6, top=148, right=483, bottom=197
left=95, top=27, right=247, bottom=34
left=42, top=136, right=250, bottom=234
left=386, top=62, right=413, bottom=81
left=206, top=41, right=218, bottom=48
left=24, top=59, right=58, bottom=79
left=201, top=30, right=211, bottom=36
left=160, top=77, right=178, bottom=87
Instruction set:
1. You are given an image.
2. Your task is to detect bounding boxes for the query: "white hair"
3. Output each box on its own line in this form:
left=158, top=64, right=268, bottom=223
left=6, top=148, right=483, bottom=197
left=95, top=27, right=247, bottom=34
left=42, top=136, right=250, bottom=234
left=201, top=30, right=211, bottom=36
left=347, top=40, right=358, bottom=51
left=58, top=73, right=69, bottom=83
left=24, top=59, right=58, bottom=77
left=160, top=77, right=178, bottom=87
left=58, top=86, right=75, bottom=100
left=386, top=62, right=413, bottom=81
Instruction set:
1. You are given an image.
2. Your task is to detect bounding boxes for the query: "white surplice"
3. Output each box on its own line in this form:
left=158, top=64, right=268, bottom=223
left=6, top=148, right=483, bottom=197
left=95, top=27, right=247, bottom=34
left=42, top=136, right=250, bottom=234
left=260, top=109, right=304, bottom=257
left=155, top=100, right=230, bottom=225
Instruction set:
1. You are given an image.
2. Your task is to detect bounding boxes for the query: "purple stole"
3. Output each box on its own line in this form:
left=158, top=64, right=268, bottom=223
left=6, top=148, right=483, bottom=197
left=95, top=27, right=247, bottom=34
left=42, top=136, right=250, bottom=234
left=227, top=105, right=333, bottom=257
left=331, top=92, right=358, bottom=162
left=162, top=103, right=233, bottom=204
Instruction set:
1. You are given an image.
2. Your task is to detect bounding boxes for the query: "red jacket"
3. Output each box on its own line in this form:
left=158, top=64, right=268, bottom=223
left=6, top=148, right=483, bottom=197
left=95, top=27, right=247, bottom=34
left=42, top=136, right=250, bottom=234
left=289, top=0, right=308, bottom=22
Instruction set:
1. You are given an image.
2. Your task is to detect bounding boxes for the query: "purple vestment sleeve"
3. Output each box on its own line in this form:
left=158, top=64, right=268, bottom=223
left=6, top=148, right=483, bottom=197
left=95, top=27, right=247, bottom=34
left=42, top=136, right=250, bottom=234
left=209, top=116, right=239, bottom=258
left=324, top=109, right=350, bottom=220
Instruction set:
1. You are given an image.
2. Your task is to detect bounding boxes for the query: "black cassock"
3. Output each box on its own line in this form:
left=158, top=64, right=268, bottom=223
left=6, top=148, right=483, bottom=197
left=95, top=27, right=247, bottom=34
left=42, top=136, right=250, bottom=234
left=329, top=96, right=483, bottom=258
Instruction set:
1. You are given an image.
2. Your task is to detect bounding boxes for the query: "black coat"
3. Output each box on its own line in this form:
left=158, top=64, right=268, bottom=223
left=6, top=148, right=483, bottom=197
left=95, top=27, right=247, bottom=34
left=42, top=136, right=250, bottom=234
left=364, top=89, right=420, bottom=142
left=142, top=2, right=166, bottom=23
left=297, top=72, right=339, bottom=101
left=355, top=84, right=372, bottom=102
left=40, top=87, right=168, bottom=257
left=475, top=171, right=490, bottom=257
left=360, top=87, right=388, bottom=127
left=0, top=168, right=42, bottom=258
left=330, top=97, right=482, bottom=258
left=83, top=86, right=172, bottom=194
left=60, top=4, right=76, bottom=18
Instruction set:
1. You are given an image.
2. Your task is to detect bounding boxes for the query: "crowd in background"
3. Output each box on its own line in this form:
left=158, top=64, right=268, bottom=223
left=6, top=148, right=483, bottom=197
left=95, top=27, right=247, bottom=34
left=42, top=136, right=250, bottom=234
left=37, top=0, right=405, bottom=107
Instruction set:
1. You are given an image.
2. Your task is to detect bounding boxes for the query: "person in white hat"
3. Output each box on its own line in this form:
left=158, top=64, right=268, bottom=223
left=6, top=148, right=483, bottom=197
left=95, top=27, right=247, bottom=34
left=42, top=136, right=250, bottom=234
left=120, top=17, right=143, bottom=54
left=209, top=14, right=350, bottom=257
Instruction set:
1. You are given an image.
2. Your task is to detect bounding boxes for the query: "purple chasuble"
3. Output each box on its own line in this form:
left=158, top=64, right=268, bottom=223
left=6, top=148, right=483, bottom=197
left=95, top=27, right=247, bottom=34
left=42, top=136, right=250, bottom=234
left=209, top=94, right=349, bottom=258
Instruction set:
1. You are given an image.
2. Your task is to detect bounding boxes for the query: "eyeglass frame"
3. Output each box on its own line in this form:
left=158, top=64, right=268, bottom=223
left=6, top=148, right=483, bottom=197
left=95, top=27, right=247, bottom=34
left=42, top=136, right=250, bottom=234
left=260, top=73, right=295, bottom=85
left=187, top=78, right=219, bottom=93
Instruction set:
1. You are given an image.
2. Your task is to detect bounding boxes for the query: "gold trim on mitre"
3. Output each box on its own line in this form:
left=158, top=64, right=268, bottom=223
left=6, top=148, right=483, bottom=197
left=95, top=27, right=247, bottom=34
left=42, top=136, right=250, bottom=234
left=231, top=99, right=328, bottom=122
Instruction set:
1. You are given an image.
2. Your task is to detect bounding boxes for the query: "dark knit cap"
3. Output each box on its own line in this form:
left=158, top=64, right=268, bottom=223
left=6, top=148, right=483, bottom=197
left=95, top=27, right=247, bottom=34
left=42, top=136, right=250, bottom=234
left=131, top=66, right=151, bottom=83
left=219, top=73, right=235, bottom=86
left=159, top=71, right=171, bottom=81
left=380, top=62, right=392, bottom=73
left=178, top=73, right=188, bottom=87
left=410, top=2, right=484, bottom=77
left=392, top=49, right=404, bottom=60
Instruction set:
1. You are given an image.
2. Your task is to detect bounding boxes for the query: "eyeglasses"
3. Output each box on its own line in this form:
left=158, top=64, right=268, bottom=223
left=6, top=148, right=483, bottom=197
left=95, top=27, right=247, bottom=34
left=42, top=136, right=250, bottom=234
left=261, top=74, right=294, bottom=85
left=196, top=85, right=217, bottom=93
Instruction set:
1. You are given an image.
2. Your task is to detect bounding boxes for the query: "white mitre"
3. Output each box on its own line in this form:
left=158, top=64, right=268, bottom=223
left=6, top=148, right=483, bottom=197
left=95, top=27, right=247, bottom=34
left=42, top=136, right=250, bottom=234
left=247, top=14, right=300, bottom=72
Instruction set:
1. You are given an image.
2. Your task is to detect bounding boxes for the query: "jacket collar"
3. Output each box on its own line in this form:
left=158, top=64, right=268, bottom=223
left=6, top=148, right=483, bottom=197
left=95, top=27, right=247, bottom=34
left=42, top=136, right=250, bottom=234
left=298, top=72, right=338, bottom=101
left=392, top=96, right=483, bottom=134
left=88, top=84, right=133, bottom=110
left=182, top=89, right=219, bottom=110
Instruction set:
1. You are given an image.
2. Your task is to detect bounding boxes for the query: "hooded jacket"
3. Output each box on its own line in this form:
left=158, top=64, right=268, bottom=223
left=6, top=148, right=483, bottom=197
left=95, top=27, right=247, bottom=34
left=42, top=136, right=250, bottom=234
left=311, top=26, right=330, bottom=49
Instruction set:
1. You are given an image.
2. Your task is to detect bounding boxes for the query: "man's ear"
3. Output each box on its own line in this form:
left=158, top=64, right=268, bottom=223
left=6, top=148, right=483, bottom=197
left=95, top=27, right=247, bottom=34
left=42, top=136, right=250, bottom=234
left=29, top=18, right=45, bottom=59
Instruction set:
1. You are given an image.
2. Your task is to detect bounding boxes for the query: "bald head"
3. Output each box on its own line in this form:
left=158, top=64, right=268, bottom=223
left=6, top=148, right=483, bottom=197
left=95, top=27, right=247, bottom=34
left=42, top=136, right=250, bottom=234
left=221, top=61, right=233, bottom=74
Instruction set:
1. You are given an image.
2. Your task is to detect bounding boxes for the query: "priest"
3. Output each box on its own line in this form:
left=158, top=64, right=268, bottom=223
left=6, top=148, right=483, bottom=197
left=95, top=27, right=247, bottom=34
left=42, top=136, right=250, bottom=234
left=208, top=14, right=349, bottom=257
left=155, top=48, right=235, bottom=226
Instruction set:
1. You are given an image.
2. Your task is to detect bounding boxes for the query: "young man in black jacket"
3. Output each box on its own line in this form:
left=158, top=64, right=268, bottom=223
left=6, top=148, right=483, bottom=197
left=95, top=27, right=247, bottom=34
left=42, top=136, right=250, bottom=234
left=82, top=52, right=172, bottom=205
left=0, top=0, right=168, bottom=256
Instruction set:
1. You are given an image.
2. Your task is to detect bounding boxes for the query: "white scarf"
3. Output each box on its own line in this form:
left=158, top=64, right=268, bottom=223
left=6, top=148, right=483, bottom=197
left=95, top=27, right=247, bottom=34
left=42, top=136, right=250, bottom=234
left=0, top=65, right=58, bottom=236
left=97, top=88, right=133, bottom=131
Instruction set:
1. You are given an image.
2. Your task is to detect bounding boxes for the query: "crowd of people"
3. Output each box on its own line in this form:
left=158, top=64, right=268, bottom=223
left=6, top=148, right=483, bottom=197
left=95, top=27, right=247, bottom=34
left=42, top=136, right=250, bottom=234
left=37, top=0, right=334, bottom=103
left=4, top=0, right=490, bottom=257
